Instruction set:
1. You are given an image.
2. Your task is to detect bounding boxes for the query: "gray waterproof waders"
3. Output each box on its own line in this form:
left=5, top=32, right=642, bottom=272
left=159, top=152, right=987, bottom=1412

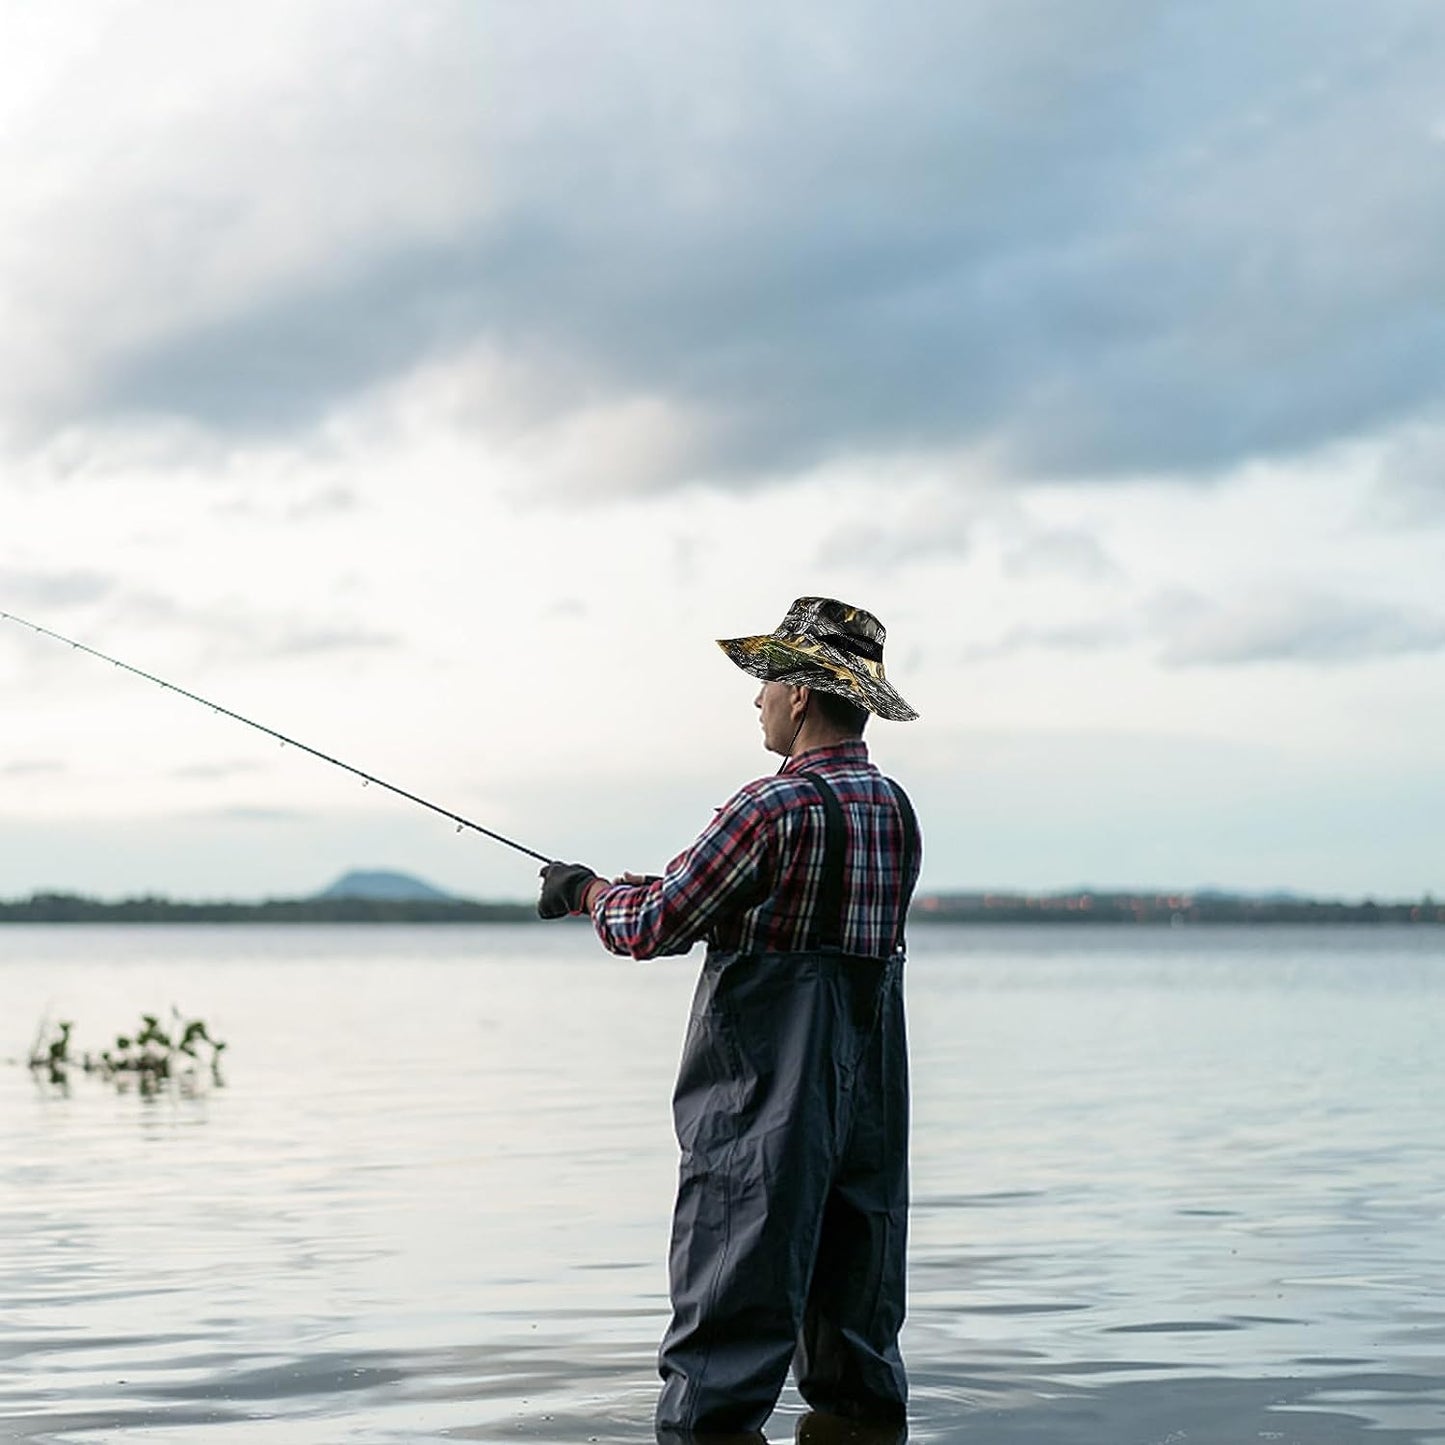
left=656, top=774, right=918, bottom=1438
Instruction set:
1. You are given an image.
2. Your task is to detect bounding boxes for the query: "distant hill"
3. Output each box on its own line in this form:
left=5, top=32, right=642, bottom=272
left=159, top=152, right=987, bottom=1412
left=315, top=869, right=458, bottom=902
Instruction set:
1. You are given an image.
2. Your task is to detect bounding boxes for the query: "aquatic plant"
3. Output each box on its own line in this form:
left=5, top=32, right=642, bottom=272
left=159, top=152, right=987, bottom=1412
left=28, top=1009, right=226, bottom=1095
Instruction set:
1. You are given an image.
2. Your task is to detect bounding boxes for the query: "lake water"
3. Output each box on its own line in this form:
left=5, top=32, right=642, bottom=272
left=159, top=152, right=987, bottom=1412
left=2, top=924, right=1443, bottom=1444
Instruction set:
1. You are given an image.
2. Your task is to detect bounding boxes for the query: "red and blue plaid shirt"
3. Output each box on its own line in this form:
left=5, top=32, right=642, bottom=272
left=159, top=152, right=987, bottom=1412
left=589, top=740, right=921, bottom=961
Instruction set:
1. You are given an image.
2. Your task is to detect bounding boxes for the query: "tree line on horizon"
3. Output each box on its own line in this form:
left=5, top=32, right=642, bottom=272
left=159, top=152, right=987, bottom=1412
left=0, top=892, right=536, bottom=923
left=0, top=888, right=1441, bottom=925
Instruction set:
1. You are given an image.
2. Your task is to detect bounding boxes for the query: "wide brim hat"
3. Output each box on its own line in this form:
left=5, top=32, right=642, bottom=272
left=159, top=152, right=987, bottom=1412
left=717, top=597, right=919, bottom=722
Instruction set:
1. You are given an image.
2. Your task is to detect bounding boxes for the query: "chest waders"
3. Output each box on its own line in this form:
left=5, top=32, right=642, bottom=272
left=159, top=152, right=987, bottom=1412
left=656, top=774, right=920, bottom=1439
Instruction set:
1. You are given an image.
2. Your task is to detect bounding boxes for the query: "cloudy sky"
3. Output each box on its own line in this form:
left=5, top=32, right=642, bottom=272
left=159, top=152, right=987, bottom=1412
left=3, top=0, right=1443, bottom=902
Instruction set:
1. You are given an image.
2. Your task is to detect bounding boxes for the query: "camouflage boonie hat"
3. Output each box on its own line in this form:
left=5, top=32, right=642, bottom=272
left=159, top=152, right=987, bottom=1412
left=717, top=597, right=919, bottom=722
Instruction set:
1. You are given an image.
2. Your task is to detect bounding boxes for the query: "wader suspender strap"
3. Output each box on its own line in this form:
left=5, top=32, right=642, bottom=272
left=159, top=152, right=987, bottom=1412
left=885, top=778, right=920, bottom=954
left=802, top=772, right=848, bottom=953
left=802, top=771, right=920, bottom=955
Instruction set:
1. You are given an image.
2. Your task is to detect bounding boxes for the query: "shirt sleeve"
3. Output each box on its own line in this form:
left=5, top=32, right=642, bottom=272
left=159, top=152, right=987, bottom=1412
left=588, top=784, right=775, bottom=959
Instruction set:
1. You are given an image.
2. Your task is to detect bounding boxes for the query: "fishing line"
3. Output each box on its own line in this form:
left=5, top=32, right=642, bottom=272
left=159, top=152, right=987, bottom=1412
left=0, top=609, right=554, bottom=865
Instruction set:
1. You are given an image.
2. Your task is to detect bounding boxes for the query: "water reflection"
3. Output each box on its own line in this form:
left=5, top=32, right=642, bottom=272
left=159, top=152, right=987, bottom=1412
left=658, top=1414, right=905, bottom=1445
left=2, top=925, right=1444, bottom=1443
left=6, top=1330, right=1441, bottom=1443
left=794, top=1412, right=907, bottom=1444
left=26, top=1009, right=226, bottom=1097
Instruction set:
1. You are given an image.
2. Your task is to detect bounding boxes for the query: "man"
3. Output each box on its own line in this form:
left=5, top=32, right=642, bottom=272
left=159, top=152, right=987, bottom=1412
left=538, top=597, right=921, bottom=1440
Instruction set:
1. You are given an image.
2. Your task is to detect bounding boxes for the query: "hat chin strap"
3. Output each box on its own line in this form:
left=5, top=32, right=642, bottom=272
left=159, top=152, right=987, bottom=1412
left=776, top=698, right=810, bottom=774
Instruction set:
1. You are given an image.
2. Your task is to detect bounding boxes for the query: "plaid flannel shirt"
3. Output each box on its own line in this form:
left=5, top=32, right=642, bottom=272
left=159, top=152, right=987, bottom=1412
left=589, top=740, right=921, bottom=961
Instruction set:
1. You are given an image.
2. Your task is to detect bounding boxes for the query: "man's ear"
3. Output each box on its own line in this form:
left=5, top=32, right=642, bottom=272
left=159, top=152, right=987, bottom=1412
left=792, top=685, right=811, bottom=719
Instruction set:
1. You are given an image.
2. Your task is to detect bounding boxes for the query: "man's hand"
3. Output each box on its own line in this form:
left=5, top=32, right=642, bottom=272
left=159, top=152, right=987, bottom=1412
left=538, top=861, right=599, bottom=919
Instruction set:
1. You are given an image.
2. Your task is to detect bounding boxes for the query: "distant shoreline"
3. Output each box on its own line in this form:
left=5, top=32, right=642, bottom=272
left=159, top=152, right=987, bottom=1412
left=1, top=890, right=1441, bottom=925
left=0, top=895, right=536, bottom=924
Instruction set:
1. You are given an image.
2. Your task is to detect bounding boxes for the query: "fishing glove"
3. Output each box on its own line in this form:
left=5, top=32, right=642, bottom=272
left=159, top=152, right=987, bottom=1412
left=538, top=861, right=599, bottom=919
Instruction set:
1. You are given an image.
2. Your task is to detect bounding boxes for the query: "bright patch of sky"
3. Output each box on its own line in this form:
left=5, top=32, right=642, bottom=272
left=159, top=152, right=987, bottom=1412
left=2, top=1, right=1443, bottom=901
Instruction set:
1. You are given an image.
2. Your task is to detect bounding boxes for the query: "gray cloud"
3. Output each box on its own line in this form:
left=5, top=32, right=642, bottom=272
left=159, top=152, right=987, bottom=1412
left=171, top=760, right=262, bottom=780
left=818, top=485, right=1121, bottom=578
left=961, top=620, right=1136, bottom=660
left=8, top=1, right=1445, bottom=488
left=1355, top=420, right=1445, bottom=525
left=191, top=806, right=307, bottom=823
left=0, top=758, right=66, bottom=777
left=1000, top=528, right=1121, bottom=583
left=76, top=590, right=400, bottom=662
left=1160, top=592, right=1445, bottom=666
left=819, top=492, right=982, bottom=567
left=212, top=485, right=361, bottom=522
left=965, top=588, right=1445, bottom=666
left=0, top=567, right=116, bottom=610
left=287, top=486, right=358, bottom=520
left=266, top=624, right=398, bottom=657
left=1, top=588, right=401, bottom=698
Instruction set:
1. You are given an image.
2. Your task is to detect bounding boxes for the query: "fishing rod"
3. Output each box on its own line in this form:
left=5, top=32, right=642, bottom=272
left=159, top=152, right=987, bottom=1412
left=0, top=609, right=554, bottom=865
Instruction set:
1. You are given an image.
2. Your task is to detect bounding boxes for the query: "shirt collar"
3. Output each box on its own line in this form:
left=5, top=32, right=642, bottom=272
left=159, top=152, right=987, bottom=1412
left=781, top=739, right=870, bottom=774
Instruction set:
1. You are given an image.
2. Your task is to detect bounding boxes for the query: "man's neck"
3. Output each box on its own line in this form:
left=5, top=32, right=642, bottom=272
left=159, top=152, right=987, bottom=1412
left=784, top=721, right=860, bottom=759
